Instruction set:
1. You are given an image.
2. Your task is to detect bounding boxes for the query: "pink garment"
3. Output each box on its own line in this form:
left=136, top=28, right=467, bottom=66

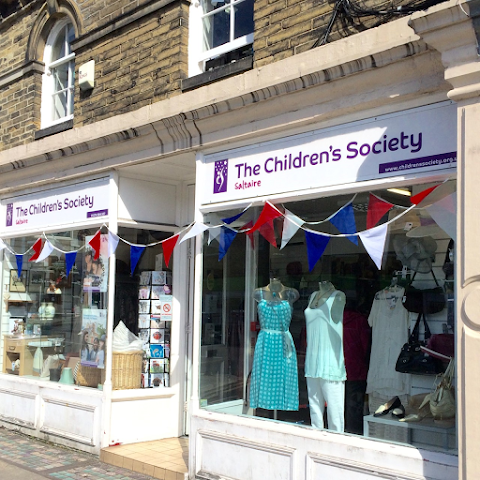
left=343, top=310, right=371, bottom=381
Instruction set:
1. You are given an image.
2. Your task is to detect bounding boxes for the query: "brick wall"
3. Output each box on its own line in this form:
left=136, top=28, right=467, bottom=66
left=253, top=0, right=418, bottom=68
left=73, top=0, right=189, bottom=126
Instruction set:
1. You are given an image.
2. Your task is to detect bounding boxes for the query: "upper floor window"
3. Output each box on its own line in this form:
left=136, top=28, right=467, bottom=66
left=41, top=18, right=75, bottom=128
left=189, top=0, right=253, bottom=77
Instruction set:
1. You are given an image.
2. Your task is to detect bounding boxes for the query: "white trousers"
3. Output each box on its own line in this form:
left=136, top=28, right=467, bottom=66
left=306, top=377, right=345, bottom=432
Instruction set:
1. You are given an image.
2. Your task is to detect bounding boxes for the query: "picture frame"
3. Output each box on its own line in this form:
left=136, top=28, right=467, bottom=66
left=9, top=269, right=27, bottom=293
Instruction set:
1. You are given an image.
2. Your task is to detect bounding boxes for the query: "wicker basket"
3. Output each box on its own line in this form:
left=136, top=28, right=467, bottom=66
left=112, top=350, right=143, bottom=390
left=76, top=364, right=105, bottom=387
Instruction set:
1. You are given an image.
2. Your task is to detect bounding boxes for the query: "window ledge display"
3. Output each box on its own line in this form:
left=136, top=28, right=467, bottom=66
left=364, top=414, right=456, bottom=452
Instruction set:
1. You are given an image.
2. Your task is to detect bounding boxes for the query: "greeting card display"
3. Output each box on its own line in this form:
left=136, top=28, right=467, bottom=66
left=137, top=270, right=172, bottom=387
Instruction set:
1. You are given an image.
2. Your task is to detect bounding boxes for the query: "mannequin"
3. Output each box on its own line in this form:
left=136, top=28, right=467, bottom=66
left=304, top=281, right=347, bottom=432
left=250, top=278, right=300, bottom=411
left=253, top=277, right=300, bottom=304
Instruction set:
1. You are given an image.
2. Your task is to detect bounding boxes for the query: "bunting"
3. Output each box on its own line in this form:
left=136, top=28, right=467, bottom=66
left=130, top=245, right=145, bottom=275
left=247, top=201, right=282, bottom=234
left=410, top=185, right=440, bottom=205
left=16, top=254, right=23, bottom=277
left=0, top=181, right=454, bottom=276
left=162, top=234, right=179, bottom=268
left=180, top=223, right=209, bottom=244
left=329, top=202, right=358, bottom=245
left=367, top=193, right=393, bottom=229
left=65, top=251, right=77, bottom=277
left=426, top=192, right=456, bottom=241
left=108, top=232, right=120, bottom=258
left=36, top=240, right=54, bottom=263
left=219, top=226, right=237, bottom=261
left=304, top=230, right=330, bottom=271
left=281, top=209, right=304, bottom=249
left=28, top=238, right=43, bottom=262
left=358, top=223, right=389, bottom=269
left=89, top=230, right=102, bottom=260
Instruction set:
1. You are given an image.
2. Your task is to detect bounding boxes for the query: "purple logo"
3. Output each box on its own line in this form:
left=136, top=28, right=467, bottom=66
left=6, top=203, right=13, bottom=227
left=214, top=160, right=228, bottom=194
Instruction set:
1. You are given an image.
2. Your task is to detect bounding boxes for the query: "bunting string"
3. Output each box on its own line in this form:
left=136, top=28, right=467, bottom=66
left=0, top=184, right=454, bottom=275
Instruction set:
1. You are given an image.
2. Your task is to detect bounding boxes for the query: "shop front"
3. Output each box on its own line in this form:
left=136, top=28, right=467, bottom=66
left=0, top=170, right=194, bottom=454
left=190, top=101, right=459, bottom=479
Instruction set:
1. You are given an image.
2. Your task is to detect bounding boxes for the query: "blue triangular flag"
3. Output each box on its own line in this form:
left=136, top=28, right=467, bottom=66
left=130, top=245, right=146, bottom=275
left=65, top=251, right=77, bottom=277
left=329, top=202, right=358, bottom=245
left=219, top=226, right=237, bottom=261
left=222, top=210, right=246, bottom=225
left=304, top=230, right=330, bottom=271
left=16, top=254, right=23, bottom=278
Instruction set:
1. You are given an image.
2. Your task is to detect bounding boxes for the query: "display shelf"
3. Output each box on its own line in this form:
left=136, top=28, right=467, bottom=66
left=364, top=414, right=456, bottom=452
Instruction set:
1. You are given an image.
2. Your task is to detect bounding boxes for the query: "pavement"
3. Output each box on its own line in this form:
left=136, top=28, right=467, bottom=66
left=0, top=427, right=158, bottom=480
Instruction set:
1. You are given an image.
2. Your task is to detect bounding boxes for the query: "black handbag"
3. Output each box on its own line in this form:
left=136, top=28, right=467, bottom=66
left=402, top=270, right=446, bottom=314
left=395, top=312, right=440, bottom=375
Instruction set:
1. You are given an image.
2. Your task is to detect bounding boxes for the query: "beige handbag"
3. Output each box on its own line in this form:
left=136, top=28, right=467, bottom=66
left=429, top=357, right=455, bottom=420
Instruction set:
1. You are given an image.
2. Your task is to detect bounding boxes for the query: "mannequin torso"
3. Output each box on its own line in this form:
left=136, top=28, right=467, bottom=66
left=308, top=281, right=346, bottom=323
left=254, top=278, right=299, bottom=304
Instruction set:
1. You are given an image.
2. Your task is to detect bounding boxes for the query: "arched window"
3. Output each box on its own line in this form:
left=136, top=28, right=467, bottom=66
left=41, top=18, right=75, bottom=128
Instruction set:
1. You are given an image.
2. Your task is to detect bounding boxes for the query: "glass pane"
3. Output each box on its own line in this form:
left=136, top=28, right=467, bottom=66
left=3, top=231, right=109, bottom=388
left=199, top=181, right=457, bottom=453
left=52, top=26, right=67, bottom=62
left=203, top=9, right=230, bottom=51
left=52, top=64, right=69, bottom=92
left=66, top=24, right=75, bottom=53
left=200, top=217, right=246, bottom=406
left=53, top=91, right=67, bottom=120
left=202, top=0, right=231, bottom=15
left=234, top=0, right=254, bottom=39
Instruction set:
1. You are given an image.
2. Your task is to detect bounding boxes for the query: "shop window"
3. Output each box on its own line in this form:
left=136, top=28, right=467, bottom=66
left=41, top=18, right=75, bottom=129
left=200, top=182, right=457, bottom=454
left=1, top=227, right=173, bottom=390
left=188, top=0, right=253, bottom=78
left=2, top=230, right=107, bottom=387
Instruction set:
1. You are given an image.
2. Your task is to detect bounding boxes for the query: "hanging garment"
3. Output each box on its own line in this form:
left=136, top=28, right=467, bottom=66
left=250, top=298, right=299, bottom=411
left=304, top=291, right=346, bottom=381
left=366, top=286, right=408, bottom=398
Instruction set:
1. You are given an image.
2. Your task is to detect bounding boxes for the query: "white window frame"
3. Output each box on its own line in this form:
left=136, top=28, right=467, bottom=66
left=188, top=0, right=253, bottom=77
left=41, top=18, right=75, bottom=129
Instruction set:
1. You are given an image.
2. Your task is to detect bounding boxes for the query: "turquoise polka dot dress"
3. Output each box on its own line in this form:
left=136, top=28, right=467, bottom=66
left=250, top=298, right=299, bottom=411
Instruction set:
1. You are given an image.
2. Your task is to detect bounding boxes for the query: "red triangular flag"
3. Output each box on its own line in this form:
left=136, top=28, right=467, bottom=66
left=410, top=185, right=440, bottom=205
left=259, top=220, right=277, bottom=248
left=247, top=202, right=282, bottom=234
left=366, top=193, right=393, bottom=229
left=162, top=234, right=179, bottom=268
left=28, top=238, right=43, bottom=262
left=89, top=230, right=102, bottom=260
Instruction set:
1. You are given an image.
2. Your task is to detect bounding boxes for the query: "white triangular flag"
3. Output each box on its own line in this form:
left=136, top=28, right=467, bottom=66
left=0, top=239, right=6, bottom=251
left=426, top=192, right=456, bottom=242
left=180, top=223, right=209, bottom=244
left=108, top=231, right=120, bottom=258
left=208, top=226, right=222, bottom=245
left=35, top=240, right=55, bottom=263
left=358, top=223, right=388, bottom=270
left=280, top=209, right=304, bottom=249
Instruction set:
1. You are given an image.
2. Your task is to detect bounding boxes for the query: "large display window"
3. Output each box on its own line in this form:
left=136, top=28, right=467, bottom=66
left=199, top=181, right=456, bottom=453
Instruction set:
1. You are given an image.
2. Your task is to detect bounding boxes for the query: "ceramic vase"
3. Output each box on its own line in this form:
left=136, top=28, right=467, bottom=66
left=45, top=302, right=56, bottom=320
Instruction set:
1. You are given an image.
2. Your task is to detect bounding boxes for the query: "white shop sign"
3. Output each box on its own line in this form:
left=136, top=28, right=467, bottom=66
left=201, top=102, right=456, bottom=205
left=1, top=178, right=109, bottom=234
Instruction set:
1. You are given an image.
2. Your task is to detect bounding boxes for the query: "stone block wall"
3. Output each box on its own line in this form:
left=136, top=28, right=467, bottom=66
left=73, top=0, right=189, bottom=126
